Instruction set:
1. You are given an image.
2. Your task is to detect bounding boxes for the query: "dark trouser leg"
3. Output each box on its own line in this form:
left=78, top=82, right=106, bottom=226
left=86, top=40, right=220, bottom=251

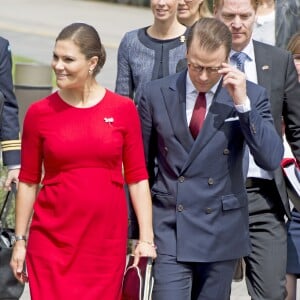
left=245, top=188, right=287, bottom=300
left=152, top=254, right=237, bottom=300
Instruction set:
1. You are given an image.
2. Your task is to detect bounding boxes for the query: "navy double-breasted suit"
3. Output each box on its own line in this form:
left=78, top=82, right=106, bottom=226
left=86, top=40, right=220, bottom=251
left=138, top=70, right=283, bottom=262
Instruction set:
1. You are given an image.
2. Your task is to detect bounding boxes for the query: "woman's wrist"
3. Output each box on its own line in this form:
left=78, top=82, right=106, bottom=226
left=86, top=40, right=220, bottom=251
left=12, top=235, right=27, bottom=246
left=136, top=240, right=157, bottom=249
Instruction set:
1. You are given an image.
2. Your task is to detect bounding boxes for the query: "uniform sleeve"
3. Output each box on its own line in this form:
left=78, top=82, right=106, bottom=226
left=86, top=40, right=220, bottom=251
left=19, top=104, right=43, bottom=183
left=115, top=33, right=134, bottom=99
left=0, top=38, right=21, bottom=165
left=122, top=100, right=148, bottom=184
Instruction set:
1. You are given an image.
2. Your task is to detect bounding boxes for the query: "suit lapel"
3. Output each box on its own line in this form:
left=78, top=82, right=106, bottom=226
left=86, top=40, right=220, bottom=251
left=253, top=41, right=272, bottom=95
left=162, top=70, right=194, bottom=152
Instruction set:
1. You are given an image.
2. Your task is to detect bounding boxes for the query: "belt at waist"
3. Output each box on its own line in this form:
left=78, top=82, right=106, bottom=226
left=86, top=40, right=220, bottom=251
left=246, top=177, right=274, bottom=189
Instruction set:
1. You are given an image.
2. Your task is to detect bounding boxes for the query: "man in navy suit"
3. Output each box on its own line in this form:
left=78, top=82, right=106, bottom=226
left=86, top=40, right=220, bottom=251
left=138, top=17, right=283, bottom=300
left=0, top=36, right=21, bottom=189
left=214, top=0, right=300, bottom=299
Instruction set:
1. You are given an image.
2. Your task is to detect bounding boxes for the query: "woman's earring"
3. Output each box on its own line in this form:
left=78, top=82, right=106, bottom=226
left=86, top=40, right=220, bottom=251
left=89, top=69, right=93, bottom=75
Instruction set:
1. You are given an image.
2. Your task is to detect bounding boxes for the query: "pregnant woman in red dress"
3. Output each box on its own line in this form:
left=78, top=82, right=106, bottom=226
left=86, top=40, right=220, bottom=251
left=10, top=23, right=156, bottom=300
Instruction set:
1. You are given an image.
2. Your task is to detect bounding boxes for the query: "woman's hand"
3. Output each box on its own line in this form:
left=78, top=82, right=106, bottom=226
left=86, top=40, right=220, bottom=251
left=133, top=240, right=157, bottom=266
left=4, top=169, right=20, bottom=191
left=10, top=241, right=28, bottom=283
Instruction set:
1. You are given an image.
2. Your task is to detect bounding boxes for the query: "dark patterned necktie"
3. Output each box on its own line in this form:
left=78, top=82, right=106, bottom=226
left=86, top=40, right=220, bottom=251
left=189, top=92, right=206, bottom=139
left=231, top=52, right=248, bottom=72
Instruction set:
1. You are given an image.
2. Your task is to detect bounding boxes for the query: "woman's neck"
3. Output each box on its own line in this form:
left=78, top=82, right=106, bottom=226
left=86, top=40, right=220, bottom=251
left=59, top=82, right=105, bottom=108
left=178, top=14, right=200, bottom=27
left=257, top=0, right=275, bottom=16
left=147, top=19, right=186, bottom=40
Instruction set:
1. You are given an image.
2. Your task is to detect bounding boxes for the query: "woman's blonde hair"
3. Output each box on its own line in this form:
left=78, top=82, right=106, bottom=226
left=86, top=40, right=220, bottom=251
left=199, top=0, right=213, bottom=18
left=287, top=32, right=300, bottom=54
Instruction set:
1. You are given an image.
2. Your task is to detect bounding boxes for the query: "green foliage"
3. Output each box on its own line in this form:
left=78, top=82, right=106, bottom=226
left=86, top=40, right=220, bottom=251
left=208, top=0, right=213, bottom=11
left=0, top=166, right=16, bottom=229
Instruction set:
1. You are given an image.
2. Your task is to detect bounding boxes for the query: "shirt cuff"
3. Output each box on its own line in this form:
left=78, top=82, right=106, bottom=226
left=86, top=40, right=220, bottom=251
left=235, top=97, right=251, bottom=113
left=7, top=165, right=21, bottom=170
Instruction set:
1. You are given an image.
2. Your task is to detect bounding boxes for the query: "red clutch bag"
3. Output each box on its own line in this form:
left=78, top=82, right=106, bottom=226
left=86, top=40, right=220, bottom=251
left=122, top=255, right=154, bottom=300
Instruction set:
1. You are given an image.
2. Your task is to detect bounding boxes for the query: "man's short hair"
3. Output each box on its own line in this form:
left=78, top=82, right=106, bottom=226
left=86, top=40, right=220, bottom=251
left=186, top=17, right=232, bottom=59
left=213, top=0, right=258, bottom=11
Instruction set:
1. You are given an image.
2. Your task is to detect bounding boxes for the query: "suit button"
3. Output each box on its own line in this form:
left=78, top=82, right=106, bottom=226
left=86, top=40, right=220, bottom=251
left=178, top=176, right=185, bottom=183
left=205, top=207, right=212, bottom=214
left=164, top=146, right=168, bottom=156
left=177, top=204, right=184, bottom=212
left=223, top=148, right=230, bottom=155
left=208, top=178, right=214, bottom=185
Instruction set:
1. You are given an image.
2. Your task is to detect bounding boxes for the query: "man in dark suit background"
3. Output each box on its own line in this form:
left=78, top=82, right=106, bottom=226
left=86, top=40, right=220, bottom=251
left=138, top=17, right=283, bottom=300
left=214, top=0, right=300, bottom=299
left=0, top=36, right=21, bottom=189
left=276, top=0, right=300, bottom=49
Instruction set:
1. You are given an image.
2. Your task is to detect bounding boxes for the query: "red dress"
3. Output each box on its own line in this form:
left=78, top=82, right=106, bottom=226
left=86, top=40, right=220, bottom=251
left=19, top=90, right=148, bottom=300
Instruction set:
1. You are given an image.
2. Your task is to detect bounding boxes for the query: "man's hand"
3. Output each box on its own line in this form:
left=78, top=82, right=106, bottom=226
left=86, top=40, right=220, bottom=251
left=219, top=63, right=247, bottom=105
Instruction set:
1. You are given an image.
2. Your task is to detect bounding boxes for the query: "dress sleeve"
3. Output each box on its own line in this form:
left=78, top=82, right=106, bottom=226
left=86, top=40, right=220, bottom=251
left=19, top=103, right=43, bottom=183
left=122, top=100, right=148, bottom=184
left=115, top=32, right=134, bottom=99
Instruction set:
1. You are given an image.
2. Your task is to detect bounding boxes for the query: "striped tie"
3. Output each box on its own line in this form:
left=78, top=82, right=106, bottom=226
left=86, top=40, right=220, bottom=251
left=231, top=52, right=248, bottom=72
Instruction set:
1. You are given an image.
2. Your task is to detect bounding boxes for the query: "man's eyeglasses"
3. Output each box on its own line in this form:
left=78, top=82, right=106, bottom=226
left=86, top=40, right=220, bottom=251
left=188, top=63, right=223, bottom=75
left=293, top=54, right=300, bottom=64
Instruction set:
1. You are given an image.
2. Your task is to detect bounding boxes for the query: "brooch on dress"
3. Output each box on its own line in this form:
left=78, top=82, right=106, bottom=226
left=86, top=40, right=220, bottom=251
left=179, top=35, right=186, bottom=43
left=104, top=117, right=114, bottom=124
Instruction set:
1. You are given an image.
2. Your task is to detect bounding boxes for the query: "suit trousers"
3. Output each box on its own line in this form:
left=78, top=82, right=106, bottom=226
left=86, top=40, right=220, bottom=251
left=152, top=254, right=237, bottom=300
left=244, top=183, right=287, bottom=300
